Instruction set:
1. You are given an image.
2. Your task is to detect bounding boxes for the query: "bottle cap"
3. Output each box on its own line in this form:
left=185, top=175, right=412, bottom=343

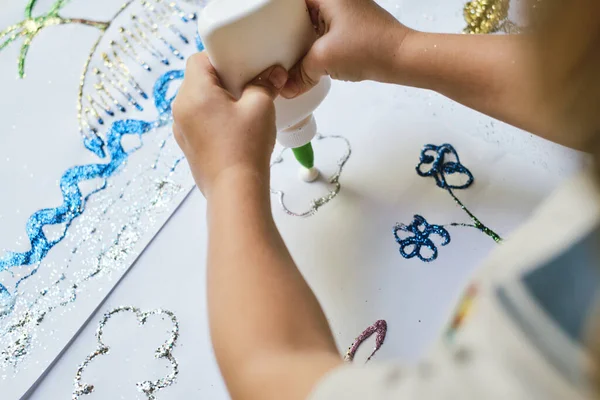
left=277, top=114, right=317, bottom=149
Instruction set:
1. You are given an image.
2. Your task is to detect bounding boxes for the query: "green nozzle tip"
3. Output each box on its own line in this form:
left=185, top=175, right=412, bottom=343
left=292, top=142, right=314, bottom=169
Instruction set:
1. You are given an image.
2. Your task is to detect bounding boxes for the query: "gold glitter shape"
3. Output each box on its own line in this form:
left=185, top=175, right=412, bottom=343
left=463, top=0, right=510, bottom=34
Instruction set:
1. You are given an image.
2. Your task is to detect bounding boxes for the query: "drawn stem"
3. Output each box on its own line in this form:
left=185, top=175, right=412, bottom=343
left=18, top=34, right=35, bottom=78
left=0, top=24, right=21, bottom=42
left=448, top=222, right=477, bottom=228
left=446, top=188, right=502, bottom=243
left=25, top=0, right=37, bottom=19
left=0, top=31, right=23, bottom=51
left=62, top=18, right=111, bottom=31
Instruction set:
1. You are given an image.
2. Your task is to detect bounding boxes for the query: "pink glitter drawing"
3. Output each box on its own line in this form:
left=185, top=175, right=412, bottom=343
left=344, top=320, right=387, bottom=362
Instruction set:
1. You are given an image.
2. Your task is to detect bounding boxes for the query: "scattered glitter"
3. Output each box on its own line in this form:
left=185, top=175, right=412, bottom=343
left=1, top=333, right=31, bottom=367
left=270, top=134, right=351, bottom=217
left=72, top=306, right=179, bottom=399
left=344, top=320, right=387, bottom=363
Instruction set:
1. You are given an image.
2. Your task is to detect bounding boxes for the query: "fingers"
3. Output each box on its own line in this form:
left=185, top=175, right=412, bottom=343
left=280, top=41, right=327, bottom=99
left=279, top=0, right=330, bottom=99
left=306, top=0, right=322, bottom=28
left=306, top=0, right=329, bottom=36
left=239, top=65, right=288, bottom=106
left=186, top=52, right=221, bottom=86
left=173, top=52, right=228, bottom=129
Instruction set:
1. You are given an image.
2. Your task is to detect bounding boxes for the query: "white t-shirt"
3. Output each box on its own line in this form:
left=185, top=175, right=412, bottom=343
left=310, top=170, right=600, bottom=400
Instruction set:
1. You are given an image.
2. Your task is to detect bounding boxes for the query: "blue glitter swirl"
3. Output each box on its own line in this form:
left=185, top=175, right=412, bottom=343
left=0, top=70, right=184, bottom=282
left=393, top=215, right=451, bottom=262
left=195, top=32, right=204, bottom=52
left=83, top=135, right=106, bottom=158
left=416, top=143, right=474, bottom=190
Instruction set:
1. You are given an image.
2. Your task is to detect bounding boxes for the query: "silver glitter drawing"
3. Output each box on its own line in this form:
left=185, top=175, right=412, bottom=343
left=0, top=139, right=186, bottom=374
left=270, top=134, right=352, bottom=217
left=73, top=306, right=180, bottom=399
left=1, top=2, right=198, bottom=397
left=1, top=0, right=198, bottom=382
left=77, top=0, right=199, bottom=152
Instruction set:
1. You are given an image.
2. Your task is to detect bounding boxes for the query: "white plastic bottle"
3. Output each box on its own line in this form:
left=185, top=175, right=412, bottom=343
left=197, top=0, right=331, bottom=182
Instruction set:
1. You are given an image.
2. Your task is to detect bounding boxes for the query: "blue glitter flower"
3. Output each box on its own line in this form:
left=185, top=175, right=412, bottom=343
left=393, top=215, right=451, bottom=262
left=416, top=144, right=473, bottom=190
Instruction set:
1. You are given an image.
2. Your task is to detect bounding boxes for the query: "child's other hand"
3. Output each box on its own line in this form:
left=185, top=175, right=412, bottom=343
left=281, top=0, right=412, bottom=99
left=173, top=53, right=287, bottom=196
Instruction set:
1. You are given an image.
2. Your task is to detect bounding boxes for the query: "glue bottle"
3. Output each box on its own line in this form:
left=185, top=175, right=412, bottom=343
left=197, top=0, right=331, bottom=182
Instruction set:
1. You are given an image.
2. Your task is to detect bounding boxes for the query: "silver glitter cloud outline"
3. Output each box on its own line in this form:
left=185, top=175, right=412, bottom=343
left=73, top=306, right=180, bottom=400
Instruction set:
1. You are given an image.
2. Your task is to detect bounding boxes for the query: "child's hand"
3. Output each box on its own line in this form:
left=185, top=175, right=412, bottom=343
left=173, top=53, right=287, bottom=196
left=281, top=0, right=412, bottom=99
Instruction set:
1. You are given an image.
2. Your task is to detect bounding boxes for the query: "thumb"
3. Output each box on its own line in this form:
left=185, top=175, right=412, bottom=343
left=280, top=43, right=326, bottom=99
left=240, top=65, right=288, bottom=105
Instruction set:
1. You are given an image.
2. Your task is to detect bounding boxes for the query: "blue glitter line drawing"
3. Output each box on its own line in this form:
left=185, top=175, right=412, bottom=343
left=393, top=215, right=451, bottom=262
left=416, top=143, right=501, bottom=242
left=0, top=70, right=183, bottom=286
left=394, top=144, right=502, bottom=262
left=195, top=32, right=204, bottom=51
left=417, top=143, right=474, bottom=190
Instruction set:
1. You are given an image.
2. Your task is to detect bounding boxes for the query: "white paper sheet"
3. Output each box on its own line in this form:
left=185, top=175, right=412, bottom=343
left=0, top=0, right=201, bottom=397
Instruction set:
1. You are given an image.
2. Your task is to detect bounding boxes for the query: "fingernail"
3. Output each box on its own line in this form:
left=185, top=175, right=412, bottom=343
left=281, top=79, right=300, bottom=98
left=268, top=66, right=288, bottom=89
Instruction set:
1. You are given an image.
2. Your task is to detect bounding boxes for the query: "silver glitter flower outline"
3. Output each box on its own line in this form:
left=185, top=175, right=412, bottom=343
left=270, top=134, right=352, bottom=218
left=73, top=306, right=179, bottom=400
